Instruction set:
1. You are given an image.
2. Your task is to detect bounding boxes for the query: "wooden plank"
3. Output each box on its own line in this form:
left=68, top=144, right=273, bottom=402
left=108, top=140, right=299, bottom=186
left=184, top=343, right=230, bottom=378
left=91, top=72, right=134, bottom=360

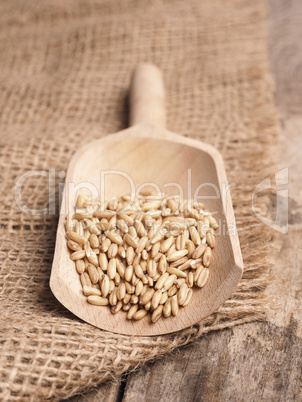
left=121, top=0, right=302, bottom=400
left=122, top=321, right=302, bottom=401
left=265, top=0, right=302, bottom=116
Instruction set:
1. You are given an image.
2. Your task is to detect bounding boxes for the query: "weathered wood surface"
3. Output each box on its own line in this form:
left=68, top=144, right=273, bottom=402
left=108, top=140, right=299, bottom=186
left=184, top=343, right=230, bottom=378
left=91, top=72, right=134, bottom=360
left=68, top=0, right=302, bottom=400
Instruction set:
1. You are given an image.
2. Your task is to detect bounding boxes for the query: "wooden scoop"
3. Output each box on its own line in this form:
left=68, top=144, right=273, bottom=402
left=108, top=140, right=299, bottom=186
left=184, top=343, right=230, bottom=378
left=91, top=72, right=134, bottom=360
left=50, top=63, right=243, bottom=336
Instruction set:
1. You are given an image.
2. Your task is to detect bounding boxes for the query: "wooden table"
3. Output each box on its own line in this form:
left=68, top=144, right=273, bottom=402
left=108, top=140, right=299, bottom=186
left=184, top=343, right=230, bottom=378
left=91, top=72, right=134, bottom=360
left=69, top=1, right=302, bottom=400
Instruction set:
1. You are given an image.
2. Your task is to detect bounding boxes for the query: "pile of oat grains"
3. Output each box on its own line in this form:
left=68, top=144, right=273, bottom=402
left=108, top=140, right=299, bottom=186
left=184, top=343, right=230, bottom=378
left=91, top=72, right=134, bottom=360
left=66, top=191, right=218, bottom=323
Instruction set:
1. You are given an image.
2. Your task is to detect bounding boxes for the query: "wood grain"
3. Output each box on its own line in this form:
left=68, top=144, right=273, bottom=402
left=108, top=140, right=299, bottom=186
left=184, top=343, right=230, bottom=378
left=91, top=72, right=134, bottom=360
left=266, top=0, right=302, bottom=116
left=122, top=320, right=302, bottom=401
left=66, top=0, right=302, bottom=399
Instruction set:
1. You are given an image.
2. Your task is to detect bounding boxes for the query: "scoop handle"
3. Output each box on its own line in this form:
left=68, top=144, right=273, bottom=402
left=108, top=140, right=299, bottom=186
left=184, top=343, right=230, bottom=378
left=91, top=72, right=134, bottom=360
left=129, top=63, right=166, bottom=128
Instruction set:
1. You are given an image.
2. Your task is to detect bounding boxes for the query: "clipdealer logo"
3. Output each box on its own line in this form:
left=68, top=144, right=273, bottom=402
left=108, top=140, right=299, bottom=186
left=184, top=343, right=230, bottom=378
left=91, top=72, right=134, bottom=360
left=14, top=167, right=289, bottom=234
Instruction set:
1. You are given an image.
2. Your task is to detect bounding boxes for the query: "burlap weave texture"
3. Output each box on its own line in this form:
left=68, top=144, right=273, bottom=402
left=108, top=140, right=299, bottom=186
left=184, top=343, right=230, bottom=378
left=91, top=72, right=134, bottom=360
left=0, top=0, right=279, bottom=400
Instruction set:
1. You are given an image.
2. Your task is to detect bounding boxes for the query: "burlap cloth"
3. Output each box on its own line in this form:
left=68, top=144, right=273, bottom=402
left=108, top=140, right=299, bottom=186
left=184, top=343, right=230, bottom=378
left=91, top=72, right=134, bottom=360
left=0, top=0, right=279, bottom=400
